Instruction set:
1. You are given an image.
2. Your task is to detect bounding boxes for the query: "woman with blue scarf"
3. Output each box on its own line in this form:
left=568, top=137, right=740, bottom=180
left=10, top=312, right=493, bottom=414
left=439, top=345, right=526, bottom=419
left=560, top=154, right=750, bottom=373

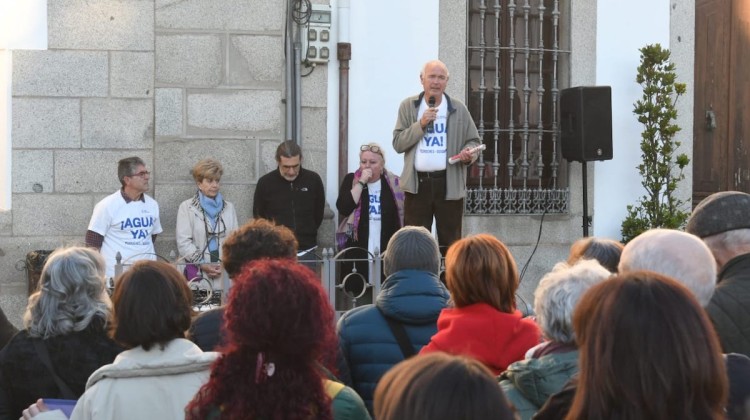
left=176, top=159, right=239, bottom=289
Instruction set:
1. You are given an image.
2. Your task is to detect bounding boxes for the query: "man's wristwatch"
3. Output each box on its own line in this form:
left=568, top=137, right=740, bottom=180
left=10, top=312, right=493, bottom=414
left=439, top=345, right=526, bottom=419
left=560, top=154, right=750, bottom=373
left=358, top=180, right=367, bottom=188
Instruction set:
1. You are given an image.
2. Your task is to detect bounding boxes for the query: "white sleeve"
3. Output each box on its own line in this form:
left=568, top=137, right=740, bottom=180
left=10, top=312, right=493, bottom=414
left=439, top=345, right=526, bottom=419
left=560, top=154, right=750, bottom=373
left=87, top=199, right=110, bottom=236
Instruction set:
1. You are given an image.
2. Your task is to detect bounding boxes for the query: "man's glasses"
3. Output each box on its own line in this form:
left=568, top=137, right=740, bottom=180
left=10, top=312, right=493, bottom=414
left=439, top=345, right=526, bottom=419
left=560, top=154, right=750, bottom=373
left=360, top=144, right=382, bottom=155
left=129, top=171, right=150, bottom=178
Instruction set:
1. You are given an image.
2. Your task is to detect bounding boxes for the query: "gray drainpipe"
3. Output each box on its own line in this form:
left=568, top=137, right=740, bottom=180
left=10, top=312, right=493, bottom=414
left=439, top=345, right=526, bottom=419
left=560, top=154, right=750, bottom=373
left=337, top=42, right=351, bottom=185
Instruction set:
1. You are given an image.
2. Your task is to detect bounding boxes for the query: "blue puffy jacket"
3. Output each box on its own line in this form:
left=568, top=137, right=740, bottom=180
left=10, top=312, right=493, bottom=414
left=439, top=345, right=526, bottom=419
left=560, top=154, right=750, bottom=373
left=336, top=269, right=450, bottom=414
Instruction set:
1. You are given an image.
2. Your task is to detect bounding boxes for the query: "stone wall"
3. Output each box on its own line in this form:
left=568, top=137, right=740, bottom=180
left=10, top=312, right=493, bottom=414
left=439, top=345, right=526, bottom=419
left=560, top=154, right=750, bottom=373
left=0, top=0, right=331, bottom=327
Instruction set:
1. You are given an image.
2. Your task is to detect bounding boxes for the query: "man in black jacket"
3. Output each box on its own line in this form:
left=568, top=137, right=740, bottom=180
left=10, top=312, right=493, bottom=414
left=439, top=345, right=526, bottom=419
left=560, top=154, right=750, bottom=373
left=687, top=191, right=750, bottom=358
left=253, top=141, right=325, bottom=265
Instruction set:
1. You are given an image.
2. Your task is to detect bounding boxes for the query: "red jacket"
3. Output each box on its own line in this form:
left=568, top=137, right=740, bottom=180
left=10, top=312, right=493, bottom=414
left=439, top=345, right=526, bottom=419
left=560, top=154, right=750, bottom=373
left=420, top=302, right=541, bottom=374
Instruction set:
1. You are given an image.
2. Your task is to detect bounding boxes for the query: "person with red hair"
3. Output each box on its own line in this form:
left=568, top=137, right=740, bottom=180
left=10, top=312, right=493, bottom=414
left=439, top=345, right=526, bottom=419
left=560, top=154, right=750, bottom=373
left=186, top=260, right=369, bottom=420
left=420, top=234, right=541, bottom=374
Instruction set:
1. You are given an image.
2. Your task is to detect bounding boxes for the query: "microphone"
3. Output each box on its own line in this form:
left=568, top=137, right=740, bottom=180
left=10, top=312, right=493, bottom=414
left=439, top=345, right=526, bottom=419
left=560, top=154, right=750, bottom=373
left=426, top=96, right=436, bottom=131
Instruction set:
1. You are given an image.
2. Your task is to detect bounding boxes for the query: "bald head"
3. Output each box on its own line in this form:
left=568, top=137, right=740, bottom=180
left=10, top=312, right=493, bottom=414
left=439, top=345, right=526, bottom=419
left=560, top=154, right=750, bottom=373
left=420, top=60, right=450, bottom=78
left=618, top=229, right=717, bottom=306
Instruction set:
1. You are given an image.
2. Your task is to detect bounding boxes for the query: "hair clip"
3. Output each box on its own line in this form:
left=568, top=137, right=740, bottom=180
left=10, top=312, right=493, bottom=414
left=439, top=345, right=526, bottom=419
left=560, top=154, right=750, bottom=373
left=254, top=352, right=276, bottom=384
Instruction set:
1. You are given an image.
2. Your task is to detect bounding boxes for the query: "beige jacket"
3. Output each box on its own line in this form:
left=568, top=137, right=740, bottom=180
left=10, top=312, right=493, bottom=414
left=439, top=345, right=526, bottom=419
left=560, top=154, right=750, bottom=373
left=392, top=92, right=480, bottom=200
left=176, top=193, right=239, bottom=264
left=36, top=339, right=218, bottom=420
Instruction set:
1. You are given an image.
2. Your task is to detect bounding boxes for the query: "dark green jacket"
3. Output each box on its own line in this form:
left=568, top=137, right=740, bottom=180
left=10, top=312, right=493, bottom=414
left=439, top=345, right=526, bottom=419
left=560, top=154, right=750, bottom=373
left=707, top=253, right=750, bottom=358
left=498, top=350, right=578, bottom=420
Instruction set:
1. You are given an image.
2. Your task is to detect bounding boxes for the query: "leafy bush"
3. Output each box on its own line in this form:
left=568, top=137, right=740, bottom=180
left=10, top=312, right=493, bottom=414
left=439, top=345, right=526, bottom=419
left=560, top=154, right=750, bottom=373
left=621, top=44, right=690, bottom=243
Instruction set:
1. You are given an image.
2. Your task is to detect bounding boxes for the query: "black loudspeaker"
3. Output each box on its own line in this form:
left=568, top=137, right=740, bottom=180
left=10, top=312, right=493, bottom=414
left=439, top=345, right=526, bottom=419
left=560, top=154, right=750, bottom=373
left=560, top=86, right=613, bottom=162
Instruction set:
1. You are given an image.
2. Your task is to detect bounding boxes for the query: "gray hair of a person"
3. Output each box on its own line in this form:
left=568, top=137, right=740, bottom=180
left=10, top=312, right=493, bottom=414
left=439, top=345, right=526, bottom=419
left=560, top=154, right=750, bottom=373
left=23, top=246, right=111, bottom=339
left=533, top=259, right=612, bottom=344
left=618, top=228, right=717, bottom=307
left=383, top=226, right=441, bottom=277
left=117, top=156, right=146, bottom=186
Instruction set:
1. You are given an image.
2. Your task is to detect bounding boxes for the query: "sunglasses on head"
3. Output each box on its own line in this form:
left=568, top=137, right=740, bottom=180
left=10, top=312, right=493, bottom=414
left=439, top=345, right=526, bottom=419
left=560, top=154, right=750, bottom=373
left=360, top=144, right=382, bottom=154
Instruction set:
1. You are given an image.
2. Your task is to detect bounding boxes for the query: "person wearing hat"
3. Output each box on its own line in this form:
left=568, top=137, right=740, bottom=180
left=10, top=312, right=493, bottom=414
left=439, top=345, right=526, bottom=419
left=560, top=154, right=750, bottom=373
left=336, top=226, right=450, bottom=415
left=687, top=191, right=750, bottom=357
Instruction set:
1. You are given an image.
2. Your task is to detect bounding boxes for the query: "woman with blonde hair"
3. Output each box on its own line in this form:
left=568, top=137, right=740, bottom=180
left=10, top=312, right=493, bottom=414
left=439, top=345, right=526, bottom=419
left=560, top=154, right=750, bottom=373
left=336, top=143, right=404, bottom=287
left=420, top=234, right=540, bottom=374
left=176, top=158, right=239, bottom=289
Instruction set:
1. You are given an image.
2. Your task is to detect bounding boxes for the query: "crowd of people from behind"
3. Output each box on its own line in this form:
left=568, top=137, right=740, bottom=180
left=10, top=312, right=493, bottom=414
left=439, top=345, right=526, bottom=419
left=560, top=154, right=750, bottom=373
left=1, top=57, right=750, bottom=419
left=2, top=189, right=750, bottom=419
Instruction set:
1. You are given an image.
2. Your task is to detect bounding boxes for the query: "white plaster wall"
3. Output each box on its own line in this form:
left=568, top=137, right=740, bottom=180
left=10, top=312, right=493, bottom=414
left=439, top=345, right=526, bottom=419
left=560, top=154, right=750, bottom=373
left=0, top=51, right=10, bottom=210
left=593, top=0, right=670, bottom=238
left=326, top=0, right=438, bottom=207
left=0, top=0, right=48, bottom=210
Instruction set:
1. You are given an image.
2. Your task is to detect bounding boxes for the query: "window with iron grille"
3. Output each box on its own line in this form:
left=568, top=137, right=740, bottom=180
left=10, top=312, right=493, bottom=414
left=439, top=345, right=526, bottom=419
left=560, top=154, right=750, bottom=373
left=466, top=0, right=570, bottom=214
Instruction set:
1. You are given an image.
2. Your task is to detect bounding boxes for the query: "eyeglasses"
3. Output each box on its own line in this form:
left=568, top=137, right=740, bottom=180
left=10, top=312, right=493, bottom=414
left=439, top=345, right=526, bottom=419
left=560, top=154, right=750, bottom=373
left=360, top=144, right=383, bottom=155
left=129, top=171, right=150, bottom=178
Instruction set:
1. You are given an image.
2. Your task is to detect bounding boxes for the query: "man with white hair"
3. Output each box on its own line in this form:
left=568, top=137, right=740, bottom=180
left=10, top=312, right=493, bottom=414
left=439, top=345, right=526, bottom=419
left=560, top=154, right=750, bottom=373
left=617, top=228, right=717, bottom=306
left=687, top=191, right=750, bottom=357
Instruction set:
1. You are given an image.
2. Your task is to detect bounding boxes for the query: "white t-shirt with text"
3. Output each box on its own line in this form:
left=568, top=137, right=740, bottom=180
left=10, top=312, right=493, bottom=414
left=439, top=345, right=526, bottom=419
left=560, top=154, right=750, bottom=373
left=415, top=94, right=448, bottom=172
left=367, top=179, right=382, bottom=254
left=88, top=191, right=163, bottom=278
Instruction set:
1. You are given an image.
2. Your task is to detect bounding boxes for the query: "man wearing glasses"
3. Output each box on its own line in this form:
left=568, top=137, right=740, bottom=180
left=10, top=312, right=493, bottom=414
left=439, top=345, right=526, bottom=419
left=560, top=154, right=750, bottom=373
left=85, top=156, right=163, bottom=279
left=253, top=141, right=325, bottom=264
left=393, top=59, right=480, bottom=251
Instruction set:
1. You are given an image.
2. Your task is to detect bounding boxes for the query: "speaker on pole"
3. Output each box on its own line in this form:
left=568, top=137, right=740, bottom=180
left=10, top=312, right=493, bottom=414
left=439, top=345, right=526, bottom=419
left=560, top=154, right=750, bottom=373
left=560, top=86, right=613, bottom=162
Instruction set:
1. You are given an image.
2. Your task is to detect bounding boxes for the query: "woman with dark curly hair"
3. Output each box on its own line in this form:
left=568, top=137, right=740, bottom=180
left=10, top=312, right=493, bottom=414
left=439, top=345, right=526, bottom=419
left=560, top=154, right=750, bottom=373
left=566, top=271, right=727, bottom=419
left=189, top=218, right=299, bottom=351
left=186, top=260, right=370, bottom=420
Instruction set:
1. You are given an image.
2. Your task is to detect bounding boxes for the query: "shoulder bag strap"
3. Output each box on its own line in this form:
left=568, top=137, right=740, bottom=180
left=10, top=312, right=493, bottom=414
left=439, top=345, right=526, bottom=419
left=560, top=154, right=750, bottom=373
left=377, top=308, right=416, bottom=359
left=32, top=339, right=77, bottom=399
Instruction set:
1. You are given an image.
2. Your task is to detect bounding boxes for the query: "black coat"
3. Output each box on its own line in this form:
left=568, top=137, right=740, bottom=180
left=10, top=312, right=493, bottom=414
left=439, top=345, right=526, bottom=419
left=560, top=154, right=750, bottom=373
left=336, top=173, right=401, bottom=287
left=336, top=173, right=401, bottom=254
left=189, top=307, right=226, bottom=352
left=707, top=253, right=750, bottom=357
left=0, top=307, right=16, bottom=351
left=0, top=317, right=122, bottom=420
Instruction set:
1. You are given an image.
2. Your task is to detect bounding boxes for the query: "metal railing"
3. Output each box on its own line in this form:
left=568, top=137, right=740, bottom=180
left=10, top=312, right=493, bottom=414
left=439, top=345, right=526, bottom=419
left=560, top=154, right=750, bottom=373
left=466, top=0, right=570, bottom=214
left=113, top=251, right=227, bottom=310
